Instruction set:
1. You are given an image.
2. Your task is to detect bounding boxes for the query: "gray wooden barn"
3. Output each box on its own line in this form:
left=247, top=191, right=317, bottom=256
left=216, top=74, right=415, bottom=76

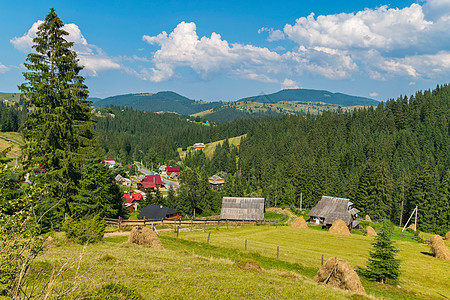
left=308, top=196, right=360, bottom=229
left=220, top=197, right=265, bottom=221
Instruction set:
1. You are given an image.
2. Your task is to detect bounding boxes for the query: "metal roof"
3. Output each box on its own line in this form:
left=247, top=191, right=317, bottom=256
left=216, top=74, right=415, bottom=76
left=138, top=204, right=178, bottom=220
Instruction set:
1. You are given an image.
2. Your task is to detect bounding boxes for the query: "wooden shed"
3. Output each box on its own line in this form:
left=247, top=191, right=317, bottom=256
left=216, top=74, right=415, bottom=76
left=220, top=197, right=264, bottom=221
left=308, top=196, right=360, bottom=229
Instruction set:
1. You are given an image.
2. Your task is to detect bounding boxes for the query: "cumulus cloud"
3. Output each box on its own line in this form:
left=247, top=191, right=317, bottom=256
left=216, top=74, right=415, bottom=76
left=258, top=27, right=285, bottom=41
left=281, top=78, right=299, bottom=89
left=369, top=92, right=378, bottom=97
left=11, top=21, right=120, bottom=76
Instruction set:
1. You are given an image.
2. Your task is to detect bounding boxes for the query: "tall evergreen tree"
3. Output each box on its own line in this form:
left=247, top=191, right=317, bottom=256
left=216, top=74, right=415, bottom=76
left=18, top=9, right=118, bottom=227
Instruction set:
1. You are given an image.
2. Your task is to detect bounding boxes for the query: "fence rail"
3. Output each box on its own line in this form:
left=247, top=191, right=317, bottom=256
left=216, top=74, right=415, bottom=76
left=105, top=216, right=286, bottom=228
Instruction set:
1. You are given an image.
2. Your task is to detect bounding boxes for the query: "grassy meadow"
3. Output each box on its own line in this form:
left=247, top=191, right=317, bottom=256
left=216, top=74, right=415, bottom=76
left=177, top=134, right=246, bottom=159
left=0, top=131, right=23, bottom=165
left=32, top=224, right=450, bottom=299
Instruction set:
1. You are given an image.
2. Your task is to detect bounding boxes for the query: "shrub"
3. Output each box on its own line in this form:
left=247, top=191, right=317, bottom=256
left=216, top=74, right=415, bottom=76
left=63, top=215, right=106, bottom=244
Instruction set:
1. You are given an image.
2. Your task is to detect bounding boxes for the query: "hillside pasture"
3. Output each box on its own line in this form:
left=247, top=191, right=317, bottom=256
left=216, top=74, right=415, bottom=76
left=0, top=132, right=23, bottom=164
left=178, top=134, right=246, bottom=159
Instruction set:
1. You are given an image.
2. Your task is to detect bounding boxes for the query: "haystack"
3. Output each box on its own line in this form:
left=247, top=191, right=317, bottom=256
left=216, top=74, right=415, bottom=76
left=445, top=231, right=450, bottom=241
left=430, top=235, right=450, bottom=260
left=365, top=215, right=371, bottom=222
left=314, top=257, right=366, bottom=294
left=328, top=219, right=351, bottom=236
left=291, top=217, right=308, bottom=229
left=236, top=259, right=263, bottom=272
left=365, top=226, right=377, bottom=237
left=128, top=226, right=164, bottom=249
left=407, top=224, right=416, bottom=231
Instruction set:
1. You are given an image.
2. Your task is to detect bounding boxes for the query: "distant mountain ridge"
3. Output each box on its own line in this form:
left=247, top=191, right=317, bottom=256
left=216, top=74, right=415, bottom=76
left=93, top=91, right=223, bottom=115
left=238, top=89, right=378, bottom=106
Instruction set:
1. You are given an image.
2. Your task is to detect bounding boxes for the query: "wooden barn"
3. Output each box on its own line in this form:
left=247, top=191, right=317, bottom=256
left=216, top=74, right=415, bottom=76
left=308, top=196, right=360, bottom=229
left=220, top=197, right=264, bottom=221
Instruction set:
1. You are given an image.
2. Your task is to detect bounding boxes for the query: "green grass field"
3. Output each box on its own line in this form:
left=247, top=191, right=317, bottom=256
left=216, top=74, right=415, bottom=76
left=178, top=134, right=246, bottom=159
left=32, top=225, right=449, bottom=299
left=0, top=132, right=23, bottom=165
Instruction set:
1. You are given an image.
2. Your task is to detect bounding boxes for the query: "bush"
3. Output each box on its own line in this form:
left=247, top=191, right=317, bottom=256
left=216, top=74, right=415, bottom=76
left=63, top=215, right=106, bottom=244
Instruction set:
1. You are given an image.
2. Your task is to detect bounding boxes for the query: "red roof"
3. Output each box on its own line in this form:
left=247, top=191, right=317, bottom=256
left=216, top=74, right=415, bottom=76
left=166, top=166, right=180, bottom=172
left=104, top=158, right=115, bottom=162
left=140, top=181, right=156, bottom=189
left=123, top=191, right=142, bottom=203
left=142, top=175, right=164, bottom=185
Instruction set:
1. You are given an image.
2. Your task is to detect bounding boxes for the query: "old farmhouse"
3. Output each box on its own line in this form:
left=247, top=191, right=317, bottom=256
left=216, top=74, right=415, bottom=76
left=308, top=196, right=360, bottom=230
left=220, top=197, right=264, bottom=221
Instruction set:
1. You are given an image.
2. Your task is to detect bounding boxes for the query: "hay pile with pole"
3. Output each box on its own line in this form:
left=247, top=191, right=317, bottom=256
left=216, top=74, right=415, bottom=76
left=128, top=226, right=164, bottom=249
left=291, top=217, right=308, bottom=229
left=314, top=257, right=366, bottom=295
left=407, top=224, right=416, bottom=231
left=365, top=226, right=377, bottom=237
left=445, top=231, right=450, bottom=241
left=328, top=219, right=351, bottom=236
left=430, top=235, right=450, bottom=260
left=365, top=215, right=371, bottom=222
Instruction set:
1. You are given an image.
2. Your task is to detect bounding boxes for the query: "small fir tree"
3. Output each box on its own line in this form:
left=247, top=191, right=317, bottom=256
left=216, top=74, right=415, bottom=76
left=360, top=220, right=401, bottom=284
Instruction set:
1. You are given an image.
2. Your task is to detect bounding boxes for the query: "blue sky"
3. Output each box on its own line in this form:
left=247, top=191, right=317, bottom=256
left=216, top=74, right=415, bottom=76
left=0, top=0, right=449, bottom=101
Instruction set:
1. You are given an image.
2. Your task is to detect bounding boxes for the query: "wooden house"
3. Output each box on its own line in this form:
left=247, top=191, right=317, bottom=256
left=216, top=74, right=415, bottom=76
left=138, top=204, right=181, bottom=220
left=115, top=174, right=131, bottom=187
left=137, top=175, right=165, bottom=193
left=192, top=143, right=205, bottom=150
left=220, top=197, right=264, bottom=221
left=308, top=196, right=360, bottom=229
left=209, top=175, right=225, bottom=190
left=166, top=166, right=181, bottom=176
left=123, top=191, right=143, bottom=213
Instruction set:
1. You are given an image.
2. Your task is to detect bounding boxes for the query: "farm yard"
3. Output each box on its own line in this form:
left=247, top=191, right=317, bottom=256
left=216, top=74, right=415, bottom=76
left=34, top=222, right=449, bottom=299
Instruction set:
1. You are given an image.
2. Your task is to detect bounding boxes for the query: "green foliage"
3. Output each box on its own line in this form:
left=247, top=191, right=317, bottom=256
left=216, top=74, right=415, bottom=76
left=359, top=220, right=401, bottom=284
left=89, top=283, right=143, bottom=300
left=63, top=215, right=106, bottom=244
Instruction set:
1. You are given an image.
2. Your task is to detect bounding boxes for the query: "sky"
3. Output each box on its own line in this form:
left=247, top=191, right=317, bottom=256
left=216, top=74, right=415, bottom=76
left=0, top=0, right=449, bottom=101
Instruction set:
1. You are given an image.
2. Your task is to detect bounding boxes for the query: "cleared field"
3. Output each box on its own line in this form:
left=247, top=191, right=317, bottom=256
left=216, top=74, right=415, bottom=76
left=178, top=134, right=247, bottom=159
left=33, top=231, right=358, bottom=299
left=0, top=132, right=23, bottom=164
left=163, top=226, right=450, bottom=299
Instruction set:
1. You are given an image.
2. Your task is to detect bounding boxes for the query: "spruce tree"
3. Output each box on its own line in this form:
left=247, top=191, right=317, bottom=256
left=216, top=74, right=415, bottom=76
left=360, top=220, right=401, bottom=284
left=19, top=9, right=97, bottom=227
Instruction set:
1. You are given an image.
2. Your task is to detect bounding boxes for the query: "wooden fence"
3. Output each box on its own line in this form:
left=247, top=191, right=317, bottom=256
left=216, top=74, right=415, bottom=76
left=105, top=215, right=288, bottom=228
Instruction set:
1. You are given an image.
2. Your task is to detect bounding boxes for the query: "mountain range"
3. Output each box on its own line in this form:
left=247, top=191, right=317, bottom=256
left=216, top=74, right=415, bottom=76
left=92, top=89, right=378, bottom=117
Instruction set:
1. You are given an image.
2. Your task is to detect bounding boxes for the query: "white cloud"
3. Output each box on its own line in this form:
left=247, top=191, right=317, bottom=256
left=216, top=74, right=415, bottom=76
left=281, top=78, right=299, bottom=89
left=0, top=62, right=9, bottom=73
left=369, top=92, right=378, bottom=97
left=258, top=27, right=285, bottom=41
left=409, top=81, right=416, bottom=85
left=11, top=21, right=120, bottom=76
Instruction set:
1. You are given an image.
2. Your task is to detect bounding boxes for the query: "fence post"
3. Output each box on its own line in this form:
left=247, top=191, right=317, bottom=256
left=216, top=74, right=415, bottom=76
left=191, top=218, right=193, bottom=231
left=207, top=231, right=211, bottom=243
left=245, top=239, right=247, bottom=251
left=321, top=254, right=324, bottom=266
left=143, top=216, right=146, bottom=226
left=277, top=246, right=280, bottom=259
left=204, top=220, right=206, bottom=232
left=177, top=226, right=179, bottom=238
left=118, top=216, right=121, bottom=229
left=226, top=219, right=228, bottom=229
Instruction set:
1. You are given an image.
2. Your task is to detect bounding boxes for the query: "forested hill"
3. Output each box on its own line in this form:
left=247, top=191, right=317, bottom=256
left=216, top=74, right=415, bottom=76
left=182, top=84, right=449, bottom=234
left=238, top=89, right=378, bottom=106
left=93, top=91, right=223, bottom=115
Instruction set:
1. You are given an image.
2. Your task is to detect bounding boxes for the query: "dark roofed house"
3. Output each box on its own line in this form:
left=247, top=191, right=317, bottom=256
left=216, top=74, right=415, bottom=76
left=138, top=204, right=181, bottom=220
left=308, top=196, right=360, bottom=230
left=220, top=197, right=264, bottom=221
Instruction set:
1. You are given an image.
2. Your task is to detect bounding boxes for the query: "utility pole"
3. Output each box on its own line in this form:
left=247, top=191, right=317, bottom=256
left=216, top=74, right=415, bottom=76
left=300, top=192, right=303, bottom=210
left=399, top=179, right=405, bottom=226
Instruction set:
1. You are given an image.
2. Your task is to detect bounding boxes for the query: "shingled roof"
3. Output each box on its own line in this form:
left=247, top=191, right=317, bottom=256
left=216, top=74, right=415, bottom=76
left=308, top=196, right=356, bottom=226
left=138, top=204, right=178, bottom=220
left=220, top=197, right=264, bottom=221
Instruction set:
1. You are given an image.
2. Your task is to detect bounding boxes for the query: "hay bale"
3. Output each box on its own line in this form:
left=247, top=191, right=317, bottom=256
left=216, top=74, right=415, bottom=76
left=445, top=231, right=450, bottom=241
left=314, top=257, right=366, bottom=294
left=236, top=259, right=263, bottom=272
left=127, top=227, right=164, bottom=249
left=365, top=226, right=377, bottom=237
left=328, top=219, right=351, bottom=236
left=291, top=217, right=308, bottom=229
left=430, top=235, right=450, bottom=260
left=365, top=215, right=371, bottom=222
left=407, top=224, right=416, bottom=231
